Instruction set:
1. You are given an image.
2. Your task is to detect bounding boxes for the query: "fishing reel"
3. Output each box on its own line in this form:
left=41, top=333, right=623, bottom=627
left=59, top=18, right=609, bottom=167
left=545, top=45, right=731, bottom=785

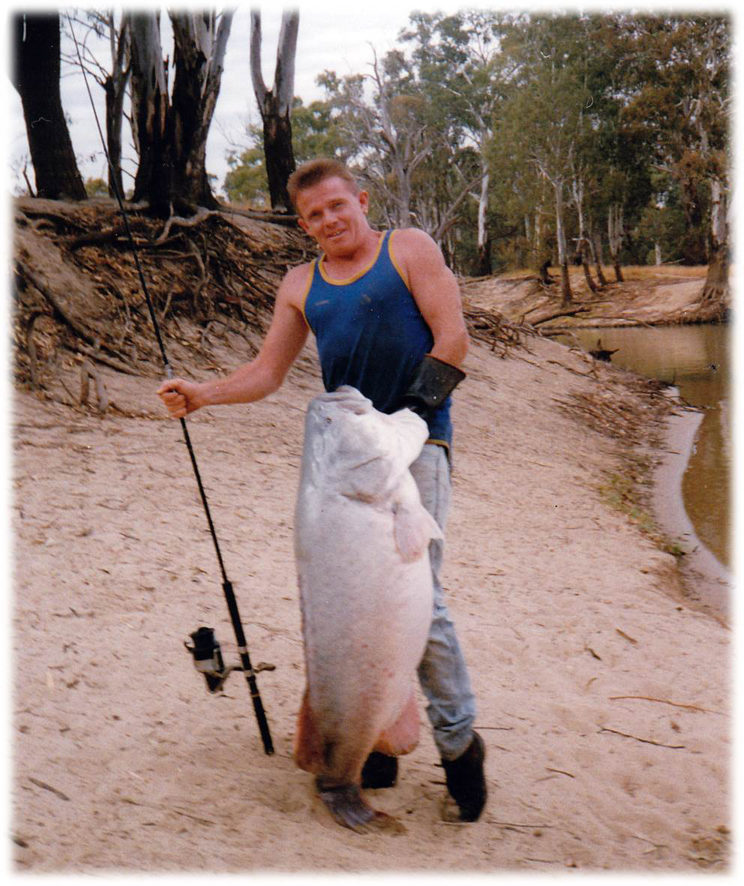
left=184, top=626, right=275, bottom=694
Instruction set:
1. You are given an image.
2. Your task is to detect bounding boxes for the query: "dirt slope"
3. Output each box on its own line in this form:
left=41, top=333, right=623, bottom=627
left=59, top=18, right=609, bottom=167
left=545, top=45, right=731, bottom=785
left=9, top=202, right=731, bottom=873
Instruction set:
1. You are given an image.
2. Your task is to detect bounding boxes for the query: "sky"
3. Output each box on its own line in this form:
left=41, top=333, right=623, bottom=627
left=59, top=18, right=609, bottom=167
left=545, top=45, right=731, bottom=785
left=5, top=0, right=473, bottom=194
left=8, top=0, right=736, bottom=196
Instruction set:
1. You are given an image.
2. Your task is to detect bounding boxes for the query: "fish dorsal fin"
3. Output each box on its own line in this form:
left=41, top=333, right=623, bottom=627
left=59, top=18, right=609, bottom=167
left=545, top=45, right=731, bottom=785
left=393, top=499, right=442, bottom=563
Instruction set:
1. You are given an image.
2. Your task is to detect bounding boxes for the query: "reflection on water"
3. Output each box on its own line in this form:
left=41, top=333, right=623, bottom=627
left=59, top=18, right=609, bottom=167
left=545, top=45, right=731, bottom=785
left=555, top=324, right=731, bottom=568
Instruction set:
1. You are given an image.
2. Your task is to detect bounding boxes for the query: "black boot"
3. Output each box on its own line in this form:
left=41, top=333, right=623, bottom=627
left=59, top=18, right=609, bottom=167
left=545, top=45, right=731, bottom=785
left=441, top=731, right=487, bottom=822
left=361, top=751, right=398, bottom=789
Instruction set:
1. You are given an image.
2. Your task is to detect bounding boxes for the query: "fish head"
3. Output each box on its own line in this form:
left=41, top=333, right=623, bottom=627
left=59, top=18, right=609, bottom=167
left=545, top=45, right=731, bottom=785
left=304, top=386, right=429, bottom=501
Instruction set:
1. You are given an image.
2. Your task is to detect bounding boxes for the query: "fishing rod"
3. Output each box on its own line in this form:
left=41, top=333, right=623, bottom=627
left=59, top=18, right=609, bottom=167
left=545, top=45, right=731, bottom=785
left=66, top=14, right=274, bottom=755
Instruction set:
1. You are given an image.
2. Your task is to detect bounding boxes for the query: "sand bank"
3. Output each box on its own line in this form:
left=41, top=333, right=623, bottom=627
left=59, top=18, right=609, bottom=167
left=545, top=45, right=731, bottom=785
left=11, top=332, right=731, bottom=873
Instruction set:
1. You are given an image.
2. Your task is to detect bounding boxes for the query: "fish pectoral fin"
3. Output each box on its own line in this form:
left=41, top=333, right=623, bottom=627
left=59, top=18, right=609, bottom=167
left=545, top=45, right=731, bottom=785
left=294, top=687, right=324, bottom=774
left=373, top=691, right=420, bottom=756
left=393, top=500, right=443, bottom=563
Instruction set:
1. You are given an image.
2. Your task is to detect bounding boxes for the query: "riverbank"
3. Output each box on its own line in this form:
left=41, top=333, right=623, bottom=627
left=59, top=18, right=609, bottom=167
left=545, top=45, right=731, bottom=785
left=11, top=322, right=731, bottom=872
left=461, top=265, right=725, bottom=329
left=651, top=397, right=732, bottom=622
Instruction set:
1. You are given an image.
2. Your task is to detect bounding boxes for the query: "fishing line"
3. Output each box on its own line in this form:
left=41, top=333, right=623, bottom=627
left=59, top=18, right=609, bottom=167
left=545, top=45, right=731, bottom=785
left=65, top=14, right=274, bottom=754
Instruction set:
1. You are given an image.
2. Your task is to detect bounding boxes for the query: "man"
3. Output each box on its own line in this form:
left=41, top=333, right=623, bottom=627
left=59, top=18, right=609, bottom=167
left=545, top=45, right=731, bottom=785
left=158, top=158, right=486, bottom=823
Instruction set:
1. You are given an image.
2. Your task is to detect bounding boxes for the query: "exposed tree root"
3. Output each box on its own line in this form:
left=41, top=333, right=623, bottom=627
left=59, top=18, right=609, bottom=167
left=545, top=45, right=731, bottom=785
left=12, top=198, right=314, bottom=394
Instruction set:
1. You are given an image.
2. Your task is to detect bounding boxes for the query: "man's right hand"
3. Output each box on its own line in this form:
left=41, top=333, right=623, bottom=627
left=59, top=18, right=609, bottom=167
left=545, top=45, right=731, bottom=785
left=157, top=378, right=205, bottom=419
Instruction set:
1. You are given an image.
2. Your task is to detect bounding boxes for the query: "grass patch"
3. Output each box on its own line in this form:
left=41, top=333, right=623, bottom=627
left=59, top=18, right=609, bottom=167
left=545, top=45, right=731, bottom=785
left=599, top=469, right=686, bottom=558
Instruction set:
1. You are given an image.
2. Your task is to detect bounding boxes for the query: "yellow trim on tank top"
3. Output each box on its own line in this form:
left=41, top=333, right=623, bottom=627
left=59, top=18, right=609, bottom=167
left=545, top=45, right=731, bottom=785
left=316, top=230, right=387, bottom=286
left=299, top=260, right=318, bottom=329
left=388, top=229, right=412, bottom=291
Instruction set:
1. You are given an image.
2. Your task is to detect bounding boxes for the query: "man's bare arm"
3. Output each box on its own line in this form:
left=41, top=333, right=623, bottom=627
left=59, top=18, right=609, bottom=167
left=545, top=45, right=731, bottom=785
left=392, top=228, right=469, bottom=367
left=157, top=265, right=311, bottom=418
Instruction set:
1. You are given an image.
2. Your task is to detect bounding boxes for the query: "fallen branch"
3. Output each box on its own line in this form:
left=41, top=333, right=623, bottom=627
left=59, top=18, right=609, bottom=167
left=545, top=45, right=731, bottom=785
left=526, top=304, right=592, bottom=326
left=67, top=220, right=148, bottom=250
left=609, top=695, right=719, bottom=714
left=598, top=726, right=685, bottom=749
left=28, top=776, right=70, bottom=801
left=222, top=206, right=300, bottom=227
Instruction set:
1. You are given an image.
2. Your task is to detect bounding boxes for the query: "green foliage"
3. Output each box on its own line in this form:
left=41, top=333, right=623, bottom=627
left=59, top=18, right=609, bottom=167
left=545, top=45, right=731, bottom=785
left=634, top=203, right=687, bottom=264
left=230, top=10, right=730, bottom=272
left=84, top=177, right=109, bottom=197
left=222, top=97, right=349, bottom=206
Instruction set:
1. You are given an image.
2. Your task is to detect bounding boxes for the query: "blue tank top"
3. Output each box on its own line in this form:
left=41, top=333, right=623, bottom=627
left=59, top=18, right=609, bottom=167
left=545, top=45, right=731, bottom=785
left=302, top=230, right=452, bottom=448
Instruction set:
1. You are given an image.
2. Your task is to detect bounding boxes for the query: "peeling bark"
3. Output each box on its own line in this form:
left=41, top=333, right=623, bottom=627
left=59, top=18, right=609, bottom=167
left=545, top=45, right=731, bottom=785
left=169, top=10, right=234, bottom=211
left=250, top=10, right=299, bottom=212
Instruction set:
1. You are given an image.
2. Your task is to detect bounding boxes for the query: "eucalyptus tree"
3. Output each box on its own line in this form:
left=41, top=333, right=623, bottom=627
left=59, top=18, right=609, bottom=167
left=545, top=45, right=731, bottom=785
left=498, top=14, right=603, bottom=304
left=401, top=9, right=518, bottom=274
left=317, top=53, right=434, bottom=230
left=224, top=97, right=347, bottom=206
left=61, top=11, right=131, bottom=199
left=319, top=14, right=496, bottom=251
left=170, top=10, right=234, bottom=209
left=129, top=9, right=234, bottom=214
left=128, top=12, right=169, bottom=210
left=12, top=11, right=87, bottom=200
left=618, top=13, right=731, bottom=304
left=249, top=9, right=299, bottom=212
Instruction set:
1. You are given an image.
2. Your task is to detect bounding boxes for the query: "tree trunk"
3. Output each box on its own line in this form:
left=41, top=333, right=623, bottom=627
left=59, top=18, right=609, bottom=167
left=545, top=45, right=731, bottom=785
left=532, top=209, right=544, bottom=274
left=169, top=11, right=234, bottom=212
left=12, top=12, right=87, bottom=200
left=104, top=75, right=126, bottom=198
left=250, top=10, right=298, bottom=213
left=579, top=238, right=598, bottom=293
left=608, top=203, right=624, bottom=283
left=701, top=176, right=728, bottom=314
left=571, top=173, right=596, bottom=293
left=261, top=111, right=296, bottom=212
left=104, top=13, right=130, bottom=199
left=590, top=229, right=608, bottom=287
left=129, top=12, right=171, bottom=215
left=554, top=181, right=572, bottom=305
left=475, top=167, right=491, bottom=276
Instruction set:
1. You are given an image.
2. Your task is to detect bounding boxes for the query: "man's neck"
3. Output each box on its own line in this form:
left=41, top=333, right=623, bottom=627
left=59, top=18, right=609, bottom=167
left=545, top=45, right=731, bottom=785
left=320, top=229, right=382, bottom=280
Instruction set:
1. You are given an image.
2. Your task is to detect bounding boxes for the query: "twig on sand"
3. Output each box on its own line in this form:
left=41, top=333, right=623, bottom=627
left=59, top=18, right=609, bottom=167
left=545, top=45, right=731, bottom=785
left=121, top=795, right=218, bottom=826
left=609, top=695, right=720, bottom=714
left=598, top=726, right=685, bottom=749
left=28, top=776, right=70, bottom=801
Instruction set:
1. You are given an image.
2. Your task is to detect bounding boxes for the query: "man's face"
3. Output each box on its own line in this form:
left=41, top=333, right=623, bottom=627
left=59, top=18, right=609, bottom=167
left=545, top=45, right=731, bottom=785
left=295, top=176, right=370, bottom=257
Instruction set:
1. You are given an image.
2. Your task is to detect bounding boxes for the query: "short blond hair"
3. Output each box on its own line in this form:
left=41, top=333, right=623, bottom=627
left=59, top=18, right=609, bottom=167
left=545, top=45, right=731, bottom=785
left=287, top=158, right=360, bottom=210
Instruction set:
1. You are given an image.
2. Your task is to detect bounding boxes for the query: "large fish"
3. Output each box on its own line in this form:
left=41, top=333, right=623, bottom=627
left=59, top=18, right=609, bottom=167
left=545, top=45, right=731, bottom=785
left=293, top=386, right=441, bottom=833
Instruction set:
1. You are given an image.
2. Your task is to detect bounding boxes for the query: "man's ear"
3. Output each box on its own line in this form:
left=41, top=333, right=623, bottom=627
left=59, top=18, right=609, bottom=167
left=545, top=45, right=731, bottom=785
left=358, top=190, right=370, bottom=214
left=297, top=216, right=309, bottom=233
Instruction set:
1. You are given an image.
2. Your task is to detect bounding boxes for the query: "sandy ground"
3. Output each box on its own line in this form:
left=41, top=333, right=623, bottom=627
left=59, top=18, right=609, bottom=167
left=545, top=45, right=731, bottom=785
left=8, top=330, right=732, bottom=875
left=462, top=272, right=715, bottom=329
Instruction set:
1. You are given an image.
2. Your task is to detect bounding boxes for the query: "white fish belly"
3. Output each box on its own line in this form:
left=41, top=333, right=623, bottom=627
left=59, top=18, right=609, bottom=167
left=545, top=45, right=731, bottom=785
left=296, top=491, right=433, bottom=778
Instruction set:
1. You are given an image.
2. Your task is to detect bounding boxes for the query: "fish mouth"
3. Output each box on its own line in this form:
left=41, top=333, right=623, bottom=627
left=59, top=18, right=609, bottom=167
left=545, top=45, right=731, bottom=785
left=312, top=387, right=372, bottom=417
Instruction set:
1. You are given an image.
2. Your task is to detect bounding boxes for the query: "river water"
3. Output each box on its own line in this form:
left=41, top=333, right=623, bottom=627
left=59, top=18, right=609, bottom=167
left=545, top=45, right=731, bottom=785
left=553, top=324, right=731, bottom=569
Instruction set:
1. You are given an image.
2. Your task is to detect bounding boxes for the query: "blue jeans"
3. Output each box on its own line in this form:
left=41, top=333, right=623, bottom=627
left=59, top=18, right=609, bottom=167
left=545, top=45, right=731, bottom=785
left=410, top=443, right=477, bottom=761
